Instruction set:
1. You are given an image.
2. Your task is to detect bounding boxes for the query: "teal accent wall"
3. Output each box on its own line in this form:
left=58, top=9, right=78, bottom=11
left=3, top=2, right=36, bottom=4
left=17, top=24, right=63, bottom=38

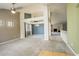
left=32, top=24, right=44, bottom=34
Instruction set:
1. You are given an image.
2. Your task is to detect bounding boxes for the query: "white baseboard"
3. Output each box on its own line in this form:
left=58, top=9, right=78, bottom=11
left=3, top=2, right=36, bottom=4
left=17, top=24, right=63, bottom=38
left=60, top=30, right=77, bottom=55
left=55, top=36, right=77, bottom=55
left=61, top=36, right=77, bottom=55
left=0, top=38, right=20, bottom=45
left=64, top=41, right=77, bottom=55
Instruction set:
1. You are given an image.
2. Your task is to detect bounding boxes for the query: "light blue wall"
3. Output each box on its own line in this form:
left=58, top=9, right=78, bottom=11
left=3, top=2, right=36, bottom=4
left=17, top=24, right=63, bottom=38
left=32, top=24, right=44, bottom=34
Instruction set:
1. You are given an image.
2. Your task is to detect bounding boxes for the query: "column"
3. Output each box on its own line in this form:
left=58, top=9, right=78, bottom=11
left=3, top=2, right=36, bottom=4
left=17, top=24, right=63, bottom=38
left=43, top=5, right=49, bottom=40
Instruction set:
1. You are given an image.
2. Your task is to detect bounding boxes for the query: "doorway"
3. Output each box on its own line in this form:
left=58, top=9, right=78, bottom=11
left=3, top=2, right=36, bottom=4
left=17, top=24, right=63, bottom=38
left=24, top=22, right=31, bottom=38
left=32, top=24, right=44, bottom=35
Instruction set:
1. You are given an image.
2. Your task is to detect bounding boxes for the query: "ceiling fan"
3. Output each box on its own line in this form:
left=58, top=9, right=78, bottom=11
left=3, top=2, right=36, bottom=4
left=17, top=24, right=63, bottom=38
left=10, top=3, right=23, bottom=14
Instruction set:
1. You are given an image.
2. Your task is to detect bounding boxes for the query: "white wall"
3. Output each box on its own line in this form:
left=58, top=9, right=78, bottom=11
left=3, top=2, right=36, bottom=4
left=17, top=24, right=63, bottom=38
left=48, top=3, right=67, bottom=25
left=60, top=30, right=68, bottom=43
left=19, top=4, right=49, bottom=40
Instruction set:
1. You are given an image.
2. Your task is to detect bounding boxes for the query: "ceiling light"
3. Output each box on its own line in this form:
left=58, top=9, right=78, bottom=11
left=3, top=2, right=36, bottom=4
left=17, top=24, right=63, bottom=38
left=11, top=3, right=16, bottom=14
left=11, top=10, right=16, bottom=14
left=11, top=8, right=16, bottom=14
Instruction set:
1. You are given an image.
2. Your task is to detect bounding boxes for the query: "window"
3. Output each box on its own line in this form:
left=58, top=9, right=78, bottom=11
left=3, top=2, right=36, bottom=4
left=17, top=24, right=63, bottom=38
left=24, top=13, right=31, bottom=19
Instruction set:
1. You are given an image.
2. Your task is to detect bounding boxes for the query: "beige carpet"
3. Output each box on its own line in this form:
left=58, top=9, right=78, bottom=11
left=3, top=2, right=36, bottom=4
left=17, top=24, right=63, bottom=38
left=0, top=35, right=74, bottom=56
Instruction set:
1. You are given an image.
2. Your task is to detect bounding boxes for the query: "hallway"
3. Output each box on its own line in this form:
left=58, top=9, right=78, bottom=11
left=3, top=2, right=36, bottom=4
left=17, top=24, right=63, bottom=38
left=0, top=35, right=74, bottom=56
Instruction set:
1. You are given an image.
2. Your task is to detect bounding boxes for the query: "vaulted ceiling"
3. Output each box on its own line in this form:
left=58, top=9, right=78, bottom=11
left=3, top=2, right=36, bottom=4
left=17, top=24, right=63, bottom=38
left=48, top=3, right=67, bottom=24
left=0, top=3, right=29, bottom=10
left=0, top=3, right=67, bottom=24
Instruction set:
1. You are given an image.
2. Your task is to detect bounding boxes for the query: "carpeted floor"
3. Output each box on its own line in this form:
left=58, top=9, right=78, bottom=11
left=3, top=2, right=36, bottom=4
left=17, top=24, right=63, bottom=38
left=0, top=35, right=74, bottom=56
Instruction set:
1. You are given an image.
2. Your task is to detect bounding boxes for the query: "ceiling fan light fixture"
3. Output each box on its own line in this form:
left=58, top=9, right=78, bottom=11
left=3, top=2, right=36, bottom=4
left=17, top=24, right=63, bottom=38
left=11, top=8, right=16, bottom=14
left=11, top=10, right=16, bottom=14
left=11, top=3, right=16, bottom=14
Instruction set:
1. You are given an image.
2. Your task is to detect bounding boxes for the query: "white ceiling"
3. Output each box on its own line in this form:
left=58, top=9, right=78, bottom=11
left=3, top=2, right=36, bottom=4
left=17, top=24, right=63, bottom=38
left=0, top=3, right=30, bottom=10
left=0, top=3, right=67, bottom=24
left=0, top=3, right=45, bottom=10
left=48, top=3, right=67, bottom=24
